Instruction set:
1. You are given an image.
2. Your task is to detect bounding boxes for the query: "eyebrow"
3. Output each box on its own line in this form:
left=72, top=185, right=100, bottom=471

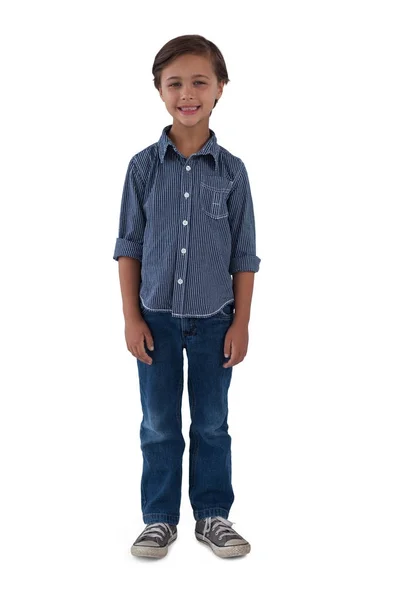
left=166, top=74, right=210, bottom=81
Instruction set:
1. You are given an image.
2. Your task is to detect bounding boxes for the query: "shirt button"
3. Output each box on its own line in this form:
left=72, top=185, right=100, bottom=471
left=178, top=278, right=183, bottom=284
left=181, top=248, right=186, bottom=254
left=182, top=220, right=188, bottom=226
left=186, top=165, right=191, bottom=171
left=184, top=192, right=189, bottom=198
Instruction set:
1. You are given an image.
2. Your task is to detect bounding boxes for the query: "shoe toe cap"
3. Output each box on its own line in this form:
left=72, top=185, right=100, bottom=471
left=224, top=538, right=249, bottom=546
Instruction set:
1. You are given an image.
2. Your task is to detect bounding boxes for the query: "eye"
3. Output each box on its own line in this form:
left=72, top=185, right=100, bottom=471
left=169, top=81, right=206, bottom=87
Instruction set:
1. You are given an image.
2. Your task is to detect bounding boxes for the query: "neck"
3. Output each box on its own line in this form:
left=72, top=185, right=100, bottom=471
left=168, top=121, right=211, bottom=155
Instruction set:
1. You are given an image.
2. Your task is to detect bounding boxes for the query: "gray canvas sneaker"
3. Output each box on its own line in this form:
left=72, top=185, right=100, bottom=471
left=130, top=522, right=177, bottom=558
left=195, top=516, right=251, bottom=558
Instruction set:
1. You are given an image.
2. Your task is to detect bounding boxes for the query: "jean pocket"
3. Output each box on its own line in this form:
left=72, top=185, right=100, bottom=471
left=200, top=176, right=232, bottom=219
left=217, top=302, right=235, bottom=318
left=139, top=298, right=150, bottom=313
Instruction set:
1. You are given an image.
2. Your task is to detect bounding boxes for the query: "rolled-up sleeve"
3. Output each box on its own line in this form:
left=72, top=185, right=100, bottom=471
left=228, top=161, right=261, bottom=274
left=113, top=157, right=146, bottom=262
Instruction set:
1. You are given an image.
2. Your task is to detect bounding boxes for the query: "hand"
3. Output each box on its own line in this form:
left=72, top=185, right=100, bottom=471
left=223, top=320, right=249, bottom=368
left=125, top=316, right=154, bottom=365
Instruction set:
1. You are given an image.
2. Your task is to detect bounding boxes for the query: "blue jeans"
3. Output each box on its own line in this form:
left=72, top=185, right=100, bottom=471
left=136, top=299, right=236, bottom=525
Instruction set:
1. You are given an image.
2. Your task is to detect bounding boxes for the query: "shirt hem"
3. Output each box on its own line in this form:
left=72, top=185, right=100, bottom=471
left=140, top=297, right=235, bottom=318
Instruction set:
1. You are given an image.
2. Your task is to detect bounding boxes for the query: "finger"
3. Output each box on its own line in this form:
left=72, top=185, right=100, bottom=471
left=223, top=347, right=235, bottom=368
left=136, top=338, right=153, bottom=365
left=224, top=338, right=232, bottom=358
left=226, top=340, right=239, bottom=365
left=223, top=357, right=235, bottom=368
left=144, top=332, right=154, bottom=351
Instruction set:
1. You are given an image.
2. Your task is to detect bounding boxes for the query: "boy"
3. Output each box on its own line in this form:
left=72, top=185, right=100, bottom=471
left=113, top=35, right=261, bottom=559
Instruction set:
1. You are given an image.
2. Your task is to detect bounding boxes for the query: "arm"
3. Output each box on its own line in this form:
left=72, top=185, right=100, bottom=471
left=228, top=161, right=261, bottom=324
left=232, top=271, right=254, bottom=325
left=113, top=157, right=146, bottom=322
left=118, top=257, right=142, bottom=321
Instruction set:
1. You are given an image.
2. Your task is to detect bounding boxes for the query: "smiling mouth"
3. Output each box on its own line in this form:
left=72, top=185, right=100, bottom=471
left=178, top=106, right=200, bottom=113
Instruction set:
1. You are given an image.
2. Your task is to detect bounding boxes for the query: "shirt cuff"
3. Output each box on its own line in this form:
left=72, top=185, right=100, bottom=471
left=229, top=255, right=261, bottom=274
left=113, top=238, right=143, bottom=261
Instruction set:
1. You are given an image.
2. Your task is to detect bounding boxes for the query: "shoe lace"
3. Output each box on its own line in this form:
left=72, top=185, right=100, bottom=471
left=202, top=516, right=236, bottom=540
left=140, top=522, right=173, bottom=541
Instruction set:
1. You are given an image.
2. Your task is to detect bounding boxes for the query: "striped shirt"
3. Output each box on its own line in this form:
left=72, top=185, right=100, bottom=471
left=113, top=124, right=261, bottom=318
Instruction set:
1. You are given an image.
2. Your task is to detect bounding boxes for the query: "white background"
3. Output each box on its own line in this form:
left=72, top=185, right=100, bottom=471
left=0, top=0, right=399, bottom=598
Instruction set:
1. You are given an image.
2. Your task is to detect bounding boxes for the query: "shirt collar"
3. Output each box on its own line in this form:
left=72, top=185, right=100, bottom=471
left=158, top=124, right=220, bottom=171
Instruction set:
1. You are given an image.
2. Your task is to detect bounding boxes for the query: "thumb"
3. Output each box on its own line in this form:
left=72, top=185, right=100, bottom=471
left=224, top=337, right=231, bottom=358
left=144, top=332, right=154, bottom=351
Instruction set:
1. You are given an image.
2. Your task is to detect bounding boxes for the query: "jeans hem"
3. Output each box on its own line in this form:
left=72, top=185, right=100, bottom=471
left=143, top=512, right=180, bottom=525
left=194, top=507, right=229, bottom=521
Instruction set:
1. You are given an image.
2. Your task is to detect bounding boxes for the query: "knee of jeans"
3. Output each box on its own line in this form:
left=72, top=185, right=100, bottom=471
left=193, top=421, right=228, bottom=438
left=141, top=419, right=184, bottom=440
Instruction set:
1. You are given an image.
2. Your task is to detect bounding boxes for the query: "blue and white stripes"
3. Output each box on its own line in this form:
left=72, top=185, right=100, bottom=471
left=113, top=124, right=261, bottom=318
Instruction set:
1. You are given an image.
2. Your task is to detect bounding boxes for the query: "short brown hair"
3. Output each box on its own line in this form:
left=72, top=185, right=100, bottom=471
left=152, top=34, right=230, bottom=113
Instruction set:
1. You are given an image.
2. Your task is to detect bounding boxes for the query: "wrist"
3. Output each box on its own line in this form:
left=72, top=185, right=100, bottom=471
left=233, top=312, right=249, bottom=325
left=124, top=307, right=142, bottom=322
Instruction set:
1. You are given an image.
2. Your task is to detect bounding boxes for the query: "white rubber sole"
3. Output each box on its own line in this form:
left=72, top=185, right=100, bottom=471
left=195, top=532, right=251, bottom=558
left=130, top=532, right=177, bottom=558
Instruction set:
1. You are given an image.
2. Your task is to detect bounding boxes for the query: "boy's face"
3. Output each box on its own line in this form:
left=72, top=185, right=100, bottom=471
left=159, top=53, right=224, bottom=126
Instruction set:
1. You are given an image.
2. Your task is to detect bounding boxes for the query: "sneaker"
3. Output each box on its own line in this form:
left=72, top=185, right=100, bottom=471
left=130, top=522, right=177, bottom=558
left=195, top=516, right=251, bottom=558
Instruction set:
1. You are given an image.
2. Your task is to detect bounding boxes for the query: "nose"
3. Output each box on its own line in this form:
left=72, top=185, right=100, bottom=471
left=180, top=83, right=195, bottom=98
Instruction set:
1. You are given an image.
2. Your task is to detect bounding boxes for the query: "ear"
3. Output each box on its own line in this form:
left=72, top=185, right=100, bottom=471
left=217, top=81, right=225, bottom=100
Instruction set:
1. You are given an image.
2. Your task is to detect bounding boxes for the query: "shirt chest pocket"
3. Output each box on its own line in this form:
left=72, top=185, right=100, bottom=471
left=199, top=176, right=232, bottom=219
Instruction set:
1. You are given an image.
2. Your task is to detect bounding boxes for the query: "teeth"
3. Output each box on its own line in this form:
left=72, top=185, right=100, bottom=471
left=180, top=106, right=198, bottom=110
